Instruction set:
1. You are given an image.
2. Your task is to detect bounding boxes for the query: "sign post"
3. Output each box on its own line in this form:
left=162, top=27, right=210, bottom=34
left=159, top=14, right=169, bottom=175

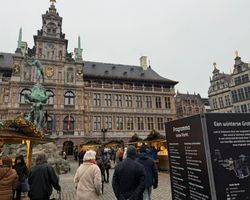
left=165, top=113, right=250, bottom=200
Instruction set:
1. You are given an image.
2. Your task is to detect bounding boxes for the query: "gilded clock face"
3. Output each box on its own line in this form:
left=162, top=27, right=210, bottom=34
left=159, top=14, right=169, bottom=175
left=45, top=66, right=54, bottom=78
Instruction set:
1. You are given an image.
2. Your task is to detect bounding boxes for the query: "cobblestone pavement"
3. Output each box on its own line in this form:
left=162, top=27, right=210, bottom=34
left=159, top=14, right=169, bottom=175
left=51, top=158, right=172, bottom=200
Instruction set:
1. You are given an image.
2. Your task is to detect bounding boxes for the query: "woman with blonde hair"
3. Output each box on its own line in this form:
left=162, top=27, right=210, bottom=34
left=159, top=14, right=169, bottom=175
left=74, top=150, right=102, bottom=200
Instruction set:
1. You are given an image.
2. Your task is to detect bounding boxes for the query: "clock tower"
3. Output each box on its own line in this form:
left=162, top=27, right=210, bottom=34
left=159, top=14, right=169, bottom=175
left=33, top=1, right=68, bottom=62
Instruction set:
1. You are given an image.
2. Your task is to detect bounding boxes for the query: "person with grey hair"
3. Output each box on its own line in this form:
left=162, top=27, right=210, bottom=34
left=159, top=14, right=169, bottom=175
left=74, top=150, right=102, bottom=200
left=28, top=152, right=61, bottom=200
left=112, top=145, right=146, bottom=200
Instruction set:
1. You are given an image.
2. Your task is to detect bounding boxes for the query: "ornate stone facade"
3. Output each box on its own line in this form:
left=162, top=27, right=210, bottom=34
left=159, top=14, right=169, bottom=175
left=175, top=92, right=206, bottom=119
left=0, top=2, right=177, bottom=153
left=208, top=55, right=250, bottom=113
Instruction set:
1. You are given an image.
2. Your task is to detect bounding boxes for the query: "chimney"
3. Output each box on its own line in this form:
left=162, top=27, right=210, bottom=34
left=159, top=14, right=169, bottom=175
left=140, top=56, right=148, bottom=70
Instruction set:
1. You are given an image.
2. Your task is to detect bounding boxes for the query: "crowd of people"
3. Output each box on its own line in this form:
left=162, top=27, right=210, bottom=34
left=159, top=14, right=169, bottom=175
left=74, top=144, right=159, bottom=200
left=0, top=144, right=159, bottom=200
left=0, top=153, right=61, bottom=200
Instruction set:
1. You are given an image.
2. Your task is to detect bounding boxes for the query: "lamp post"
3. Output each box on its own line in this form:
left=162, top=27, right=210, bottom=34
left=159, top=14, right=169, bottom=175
left=101, top=128, right=108, bottom=142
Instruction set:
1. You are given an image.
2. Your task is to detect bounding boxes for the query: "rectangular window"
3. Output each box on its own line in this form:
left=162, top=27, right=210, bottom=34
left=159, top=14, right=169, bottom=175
left=126, top=117, right=134, bottom=130
left=155, top=96, right=162, bottom=108
left=244, top=86, right=250, bottom=99
left=234, top=105, right=241, bottom=113
left=93, top=116, right=101, bottom=131
left=164, top=97, right=171, bottom=109
left=136, top=95, right=142, bottom=108
left=247, top=103, right=250, bottom=112
left=167, top=118, right=173, bottom=122
left=212, top=98, right=218, bottom=109
left=93, top=93, right=101, bottom=106
left=116, top=116, right=123, bottom=130
left=242, top=74, right=249, bottom=83
left=145, top=96, right=152, bottom=108
left=125, top=95, right=132, bottom=107
left=137, top=117, right=144, bottom=130
left=104, top=116, right=112, bottom=130
left=234, top=77, right=241, bottom=85
left=104, top=94, right=112, bottom=107
left=157, top=117, right=164, bottom=131
left=231, top=90, right=238, bottom=103
left=241, top=104, right=247, bottom=113
left=238, top=88, right=245, bottom=101
left=147, top=117, right=154, bottom=130
left=115, top=94, right=122, bottom=107
left=103, top=82, right=112, bottom=88
left=224, top=95, right=231, bottom=106
left=218, top=97, right=224, bottom=108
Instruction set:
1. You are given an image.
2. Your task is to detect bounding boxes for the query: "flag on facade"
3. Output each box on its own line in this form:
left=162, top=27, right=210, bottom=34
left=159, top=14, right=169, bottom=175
left=52, top=114, right=56, bottom=131
left=67, top=113, right=71, bottom=130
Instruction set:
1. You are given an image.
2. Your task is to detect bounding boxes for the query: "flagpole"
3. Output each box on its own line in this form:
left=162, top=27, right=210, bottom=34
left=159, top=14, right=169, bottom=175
left=67, top=113, right=70, bottom=130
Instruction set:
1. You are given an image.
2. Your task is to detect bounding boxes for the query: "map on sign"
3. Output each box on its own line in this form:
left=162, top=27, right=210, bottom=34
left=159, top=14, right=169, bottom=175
left=214, top=150, right=250, bottom=179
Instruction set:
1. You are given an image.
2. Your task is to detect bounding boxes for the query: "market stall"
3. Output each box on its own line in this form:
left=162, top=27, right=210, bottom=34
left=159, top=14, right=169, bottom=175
left=144, top=130, right=169, bottom=171
left=104, top=140, right=124, bottom=148
left=127, top=134, right=143, bottom=148
left=79, top=140, right=102, bottom=151
left=0, top=116, right=50, bottom=168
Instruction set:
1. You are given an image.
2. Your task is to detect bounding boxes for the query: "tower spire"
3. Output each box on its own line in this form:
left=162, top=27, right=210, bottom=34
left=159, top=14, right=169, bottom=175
left=78, top=36, right=81, bottom=56
left=74, top=35, right=83, bottom=61
left=17, top=27, right=22, bottom=49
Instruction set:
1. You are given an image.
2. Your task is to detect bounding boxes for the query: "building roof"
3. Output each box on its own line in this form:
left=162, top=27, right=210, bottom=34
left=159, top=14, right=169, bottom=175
left=0, top=52, right=13, bottom=70
left=0, top=53, right=178, bottom=85
left=176, top=92, right=202, bottom=100
left=83, top=61, right=178, bottom=85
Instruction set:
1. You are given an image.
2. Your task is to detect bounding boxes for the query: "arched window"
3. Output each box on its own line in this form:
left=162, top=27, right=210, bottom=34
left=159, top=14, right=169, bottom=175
left=63, top=115, right=74, bottom=135
left=46, top=116, right=53, bottom=134
left=64, top=91, right=75, bottom=105
left=46, top=90, right=54, bottom=105
left=20, top=89, right=31, bottom=104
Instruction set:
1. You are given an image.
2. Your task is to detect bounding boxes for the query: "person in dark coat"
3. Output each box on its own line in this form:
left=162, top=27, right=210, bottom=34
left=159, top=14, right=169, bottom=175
left=78, top=149, right=86, bottom=166
left=28, top=152, right=61, bottom=200
left=136, top=146, right=158, bottom=200
left=112, top=145, right=145, bottom=200
left=13, top=155, right=29, bottom=200
left=96, top=155, right=105, bottom=194
left=103, top=150, right=111, bottom=183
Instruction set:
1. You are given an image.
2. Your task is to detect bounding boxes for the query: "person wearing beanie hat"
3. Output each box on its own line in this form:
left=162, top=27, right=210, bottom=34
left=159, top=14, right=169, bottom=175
left=112, top=145, right=146, bottom=200
left=136, top=147, right=158, bottom=200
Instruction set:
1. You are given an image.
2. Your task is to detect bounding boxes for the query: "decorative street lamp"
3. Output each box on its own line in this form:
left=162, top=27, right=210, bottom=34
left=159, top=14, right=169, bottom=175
left=101, top=128, right=108, bottom=142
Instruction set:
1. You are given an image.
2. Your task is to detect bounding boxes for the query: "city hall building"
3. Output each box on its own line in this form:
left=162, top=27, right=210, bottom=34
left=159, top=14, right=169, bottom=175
left=0, top=2, right=177, bottom=153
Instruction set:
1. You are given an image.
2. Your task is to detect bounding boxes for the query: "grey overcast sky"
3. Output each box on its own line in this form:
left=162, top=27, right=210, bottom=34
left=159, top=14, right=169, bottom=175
left=1, top=0, right=250, bottom=97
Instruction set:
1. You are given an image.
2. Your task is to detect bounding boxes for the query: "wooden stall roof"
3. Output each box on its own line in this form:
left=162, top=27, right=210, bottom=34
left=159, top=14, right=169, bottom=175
left=0, top=116, right=50, bottom=143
